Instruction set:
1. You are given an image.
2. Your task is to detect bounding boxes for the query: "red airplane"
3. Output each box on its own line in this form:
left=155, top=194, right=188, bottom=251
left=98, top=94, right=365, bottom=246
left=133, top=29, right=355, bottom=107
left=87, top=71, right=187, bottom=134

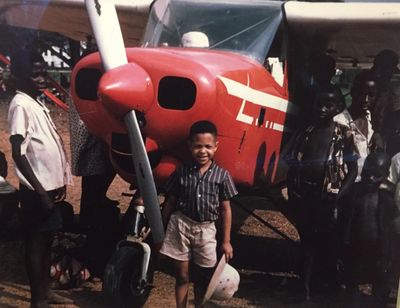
left=2, top=0, right=400, bottom=305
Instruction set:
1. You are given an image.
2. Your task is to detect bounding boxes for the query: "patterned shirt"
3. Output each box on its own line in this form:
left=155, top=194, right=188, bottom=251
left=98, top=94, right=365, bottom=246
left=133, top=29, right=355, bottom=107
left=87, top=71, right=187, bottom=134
left=166, top=161, right=238, bottom=222
left=289, top=123, right=354, bottom=198
left=334, top=109, right=373, bottom=182
left=69, top=100, right=112, bottom=176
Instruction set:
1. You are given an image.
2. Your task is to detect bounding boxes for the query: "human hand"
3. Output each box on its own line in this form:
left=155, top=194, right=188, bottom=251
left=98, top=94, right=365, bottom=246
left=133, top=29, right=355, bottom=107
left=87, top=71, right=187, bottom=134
left=371, top=132, right=384, bottom=151
left=54, top=186, right=66, bottom=203
left=221, top=242, right=233, bottom=262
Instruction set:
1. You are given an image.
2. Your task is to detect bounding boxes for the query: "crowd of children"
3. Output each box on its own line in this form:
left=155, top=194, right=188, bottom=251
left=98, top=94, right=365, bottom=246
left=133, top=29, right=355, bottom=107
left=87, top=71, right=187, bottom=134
left=287, top=49, right=400, bottom=306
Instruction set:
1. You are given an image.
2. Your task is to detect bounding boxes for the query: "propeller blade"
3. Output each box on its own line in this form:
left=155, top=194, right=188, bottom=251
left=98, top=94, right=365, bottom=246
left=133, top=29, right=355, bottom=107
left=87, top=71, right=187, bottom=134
left=85, top=0, right=164, bottom=243
left=125, top=112, right=165, bottom=243
left=85, top=0, right=127, bottom=70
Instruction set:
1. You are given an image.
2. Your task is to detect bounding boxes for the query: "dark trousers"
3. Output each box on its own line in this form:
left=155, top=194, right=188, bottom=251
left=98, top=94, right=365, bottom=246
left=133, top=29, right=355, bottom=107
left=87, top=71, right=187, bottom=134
left=79, top=170, right=115, bottom=228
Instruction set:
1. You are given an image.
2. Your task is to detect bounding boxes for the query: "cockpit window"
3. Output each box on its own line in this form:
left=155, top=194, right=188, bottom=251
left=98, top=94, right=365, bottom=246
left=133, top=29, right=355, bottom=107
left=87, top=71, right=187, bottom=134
left=143, top=0, right=283, bottom=63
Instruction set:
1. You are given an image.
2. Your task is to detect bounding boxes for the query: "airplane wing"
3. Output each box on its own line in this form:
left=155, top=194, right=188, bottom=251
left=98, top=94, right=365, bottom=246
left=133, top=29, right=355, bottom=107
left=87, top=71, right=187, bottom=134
left=284, top=1, right=400, bottom=67
left=2, top=0, right=400, bottom=62
left=0, top=0, right=154, bottom=46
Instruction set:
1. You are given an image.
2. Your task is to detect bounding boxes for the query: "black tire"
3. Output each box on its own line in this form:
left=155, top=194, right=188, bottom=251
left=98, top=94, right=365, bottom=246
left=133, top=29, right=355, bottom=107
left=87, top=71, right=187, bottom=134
left=103, top=246, right=154, bottom=308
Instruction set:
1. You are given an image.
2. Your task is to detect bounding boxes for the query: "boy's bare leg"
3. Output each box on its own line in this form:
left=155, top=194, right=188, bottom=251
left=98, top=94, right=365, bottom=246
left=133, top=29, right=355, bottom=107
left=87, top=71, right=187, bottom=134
left=193, top=265, right=214, bottom=308
left=41, top=231, right=52, bottom=299
left=174, top=260, right=190, bottom=308
left=25, top=231, right=52, bottom=307
left=26, top=231, right=74, bottom=307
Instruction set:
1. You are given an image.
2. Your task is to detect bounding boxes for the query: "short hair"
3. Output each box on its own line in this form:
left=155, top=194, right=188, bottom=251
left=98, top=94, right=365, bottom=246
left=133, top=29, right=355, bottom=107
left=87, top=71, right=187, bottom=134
left=11, top=50, right=44, bottom=80
left=30, top=51, right=44, bottom=64
left=352, top=70, right=377, bottom=91
left=310, top=54, right=336, bottom=74
left=314, top=85, right=345, bottom=111
left=374, top=49, right=398, bottom=68
left=189, top=120, right=217, bottom=138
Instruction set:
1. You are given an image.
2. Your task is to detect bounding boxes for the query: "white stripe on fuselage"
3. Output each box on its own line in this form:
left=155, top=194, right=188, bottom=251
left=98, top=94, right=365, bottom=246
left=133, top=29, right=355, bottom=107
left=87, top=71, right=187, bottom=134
left=218, top=76, right=291, bottom=113
left=218, top=76, right=295, bottom=132
left=272, top=123, right=284, bottom=132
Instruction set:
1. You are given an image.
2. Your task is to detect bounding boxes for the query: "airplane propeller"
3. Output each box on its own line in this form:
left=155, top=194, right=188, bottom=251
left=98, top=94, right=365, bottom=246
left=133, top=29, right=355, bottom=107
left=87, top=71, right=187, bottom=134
left=85, top=0, right=164, bottom=244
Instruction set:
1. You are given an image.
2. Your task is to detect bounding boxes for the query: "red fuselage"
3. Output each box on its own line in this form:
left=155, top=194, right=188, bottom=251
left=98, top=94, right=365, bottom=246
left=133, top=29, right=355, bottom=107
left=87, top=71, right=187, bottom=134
left=71, top=47, right=289, bottom=189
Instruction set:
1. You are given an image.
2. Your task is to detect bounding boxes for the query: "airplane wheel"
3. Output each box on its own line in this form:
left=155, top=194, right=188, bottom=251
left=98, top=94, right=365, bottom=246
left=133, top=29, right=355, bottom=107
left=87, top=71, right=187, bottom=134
left=103, top=246, right=154, bottom=308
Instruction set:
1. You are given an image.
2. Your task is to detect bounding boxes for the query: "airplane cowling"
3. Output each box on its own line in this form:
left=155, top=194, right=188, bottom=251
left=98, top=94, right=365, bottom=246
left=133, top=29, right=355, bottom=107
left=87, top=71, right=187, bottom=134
left=99, top=63, right=154, bottom=118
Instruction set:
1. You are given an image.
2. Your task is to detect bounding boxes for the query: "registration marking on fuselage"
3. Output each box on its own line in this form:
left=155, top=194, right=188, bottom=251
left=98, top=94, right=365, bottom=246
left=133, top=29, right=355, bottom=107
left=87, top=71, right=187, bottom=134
left=218, top=75, right=293, bottom=132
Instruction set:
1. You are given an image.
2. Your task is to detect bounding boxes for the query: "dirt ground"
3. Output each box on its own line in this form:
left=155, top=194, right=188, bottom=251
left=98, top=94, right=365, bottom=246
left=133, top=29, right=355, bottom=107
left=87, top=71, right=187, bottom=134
left=0, top=97, right=397, bottom=308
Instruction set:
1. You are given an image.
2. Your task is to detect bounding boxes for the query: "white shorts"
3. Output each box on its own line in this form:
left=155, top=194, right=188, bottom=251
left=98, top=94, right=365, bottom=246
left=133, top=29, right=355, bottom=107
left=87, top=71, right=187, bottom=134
left=160, top=211, right=217, bottom=268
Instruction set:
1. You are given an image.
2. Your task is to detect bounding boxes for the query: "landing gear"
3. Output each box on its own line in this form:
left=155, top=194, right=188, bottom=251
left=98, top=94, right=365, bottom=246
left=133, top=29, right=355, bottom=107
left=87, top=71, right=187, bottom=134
left=103, top=245, right=153, bottom=307
left=103, top=202, right=154, bottom=307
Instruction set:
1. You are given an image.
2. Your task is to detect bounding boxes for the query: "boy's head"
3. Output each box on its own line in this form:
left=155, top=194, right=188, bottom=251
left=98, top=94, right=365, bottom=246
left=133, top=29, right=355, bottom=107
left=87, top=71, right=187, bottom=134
left=310, top=54, right=336, bottom=85
left=188, top=121, right=218, bottom=167
left=351, top=71, right=377, bottom=114
left=30, top=52, right=48, bottom=92
left=13, top=51, right=48, bottom=95
left=312, top=86, right=345, bottom=122
left=361, top=151, right=391, bottom=192
left=372, top=49, right=399, bottom=85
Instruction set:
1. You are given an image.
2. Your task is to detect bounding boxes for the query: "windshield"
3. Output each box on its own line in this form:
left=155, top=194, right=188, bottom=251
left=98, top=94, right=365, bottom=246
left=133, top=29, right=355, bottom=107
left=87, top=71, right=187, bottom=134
left=142, top=0, right=283, bottom=63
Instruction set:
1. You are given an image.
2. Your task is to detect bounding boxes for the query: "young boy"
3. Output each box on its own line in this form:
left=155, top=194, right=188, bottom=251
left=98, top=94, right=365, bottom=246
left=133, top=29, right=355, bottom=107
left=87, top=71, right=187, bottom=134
left=8, top=53, right=73, bottom=307
left=287, top=86, right=358, bottom=299
left=160, top=120, right=238, bottom=308
left=341, top=151, right=393, bottom=306
left=334, top=70, right=381, bottom=181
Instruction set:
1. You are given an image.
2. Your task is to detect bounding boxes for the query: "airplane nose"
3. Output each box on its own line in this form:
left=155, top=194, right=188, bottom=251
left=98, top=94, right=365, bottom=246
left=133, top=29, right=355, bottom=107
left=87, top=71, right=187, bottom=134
left=98, top=63, right=154, bottom=118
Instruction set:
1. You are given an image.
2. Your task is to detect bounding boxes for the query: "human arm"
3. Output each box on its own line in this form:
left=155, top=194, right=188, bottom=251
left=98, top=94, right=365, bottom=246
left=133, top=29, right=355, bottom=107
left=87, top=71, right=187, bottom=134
left=337, top=159, right=357, bottom=200
left=161, top=167, right=180, bottom=228
left=371, top=131, right=385, bottom=151
left=54, top=185, right=66, bottom=202
left=282, top=130, right=303, bottom=165
left=218, top=171, right=237, bottom=261
left=388, top=156, right=400, bottom=209
left=10, top=134, right=54, bottom=209
left=336, top=131, right=358, bottom=200
left=0, top=151, right=7, bottom=178
left=388, top=157, right=399, bottom=187
left=161, top=194, right=177, bottom=229
left=285, top=131, right=305, bottom=200
left=220, top=200, right=233, bottom=262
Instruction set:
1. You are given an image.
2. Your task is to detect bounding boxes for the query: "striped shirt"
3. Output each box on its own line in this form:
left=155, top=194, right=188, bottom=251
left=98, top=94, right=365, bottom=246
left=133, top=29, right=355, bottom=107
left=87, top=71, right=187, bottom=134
left=166, top=161, right=238, bottom=222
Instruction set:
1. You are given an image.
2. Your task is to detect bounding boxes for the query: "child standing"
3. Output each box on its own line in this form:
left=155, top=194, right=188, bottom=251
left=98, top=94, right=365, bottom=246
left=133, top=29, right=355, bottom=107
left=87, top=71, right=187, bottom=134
left=287, top=86, right=358, bottom=299
left=334, top=70, right=380, bottom=181
left=8, top=53, right=73, bottom=307
left=160, top=120, right=238, bottom=308
left=341, top=151, right=393, bottom=306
